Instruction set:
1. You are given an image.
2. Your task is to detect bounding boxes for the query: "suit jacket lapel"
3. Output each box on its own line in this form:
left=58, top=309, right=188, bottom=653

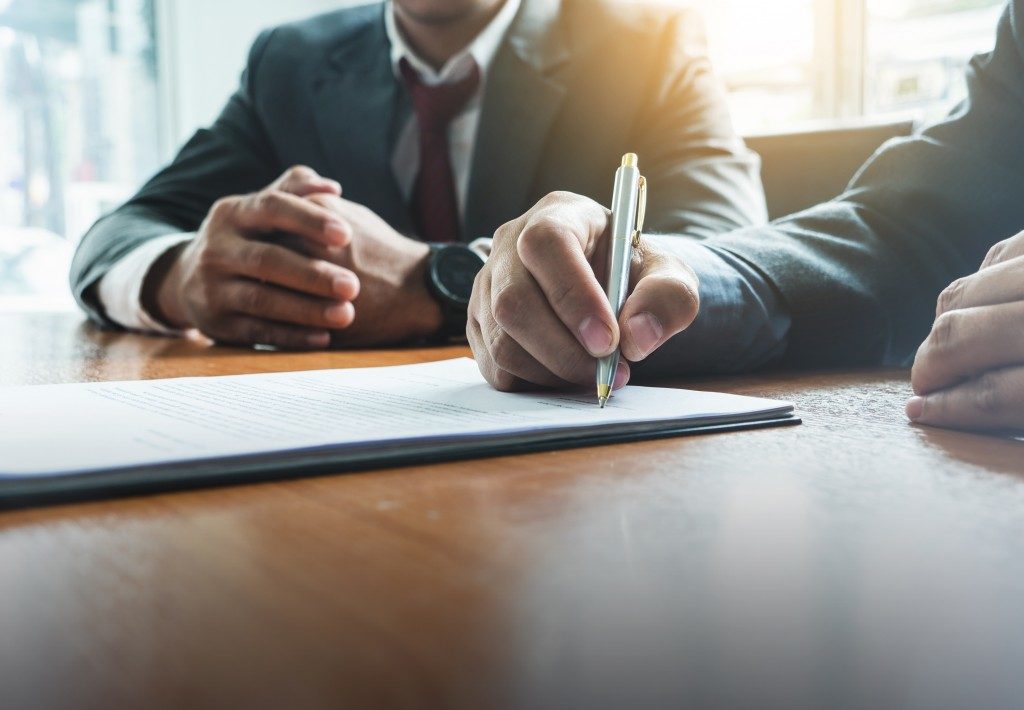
left=464, top=0, right=570, bottom=240
left=311, top=6, right=414, bottom=235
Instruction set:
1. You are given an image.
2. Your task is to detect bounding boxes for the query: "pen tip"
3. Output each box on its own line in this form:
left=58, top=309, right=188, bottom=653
left=598, top=396, right=609, bottom=409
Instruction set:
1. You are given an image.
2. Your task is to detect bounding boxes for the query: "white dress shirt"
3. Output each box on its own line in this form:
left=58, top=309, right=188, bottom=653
left=98, top=0, right=520, bottom=333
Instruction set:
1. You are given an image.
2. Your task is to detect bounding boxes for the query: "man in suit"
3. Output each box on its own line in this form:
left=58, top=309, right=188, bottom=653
left=469, top=0, right=1024, bottom=432
left=70, top=0, right=765, bottom=350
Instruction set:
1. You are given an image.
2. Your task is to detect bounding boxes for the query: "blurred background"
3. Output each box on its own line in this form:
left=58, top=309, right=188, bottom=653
left=0, top=0, right=1006, bottom=310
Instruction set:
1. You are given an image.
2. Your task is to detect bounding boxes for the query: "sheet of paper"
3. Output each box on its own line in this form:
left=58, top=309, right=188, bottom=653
left=0, top=358, right=791, bottom=477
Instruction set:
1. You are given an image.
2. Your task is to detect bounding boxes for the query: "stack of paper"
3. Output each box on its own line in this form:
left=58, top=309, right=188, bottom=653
left=0, top=358, right=796, bottom=502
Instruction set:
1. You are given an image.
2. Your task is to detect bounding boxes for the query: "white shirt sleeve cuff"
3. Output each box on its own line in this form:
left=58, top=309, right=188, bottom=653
left=468, top=237, right=493, bottom=260
left=96, top=233, right=195, bottom=335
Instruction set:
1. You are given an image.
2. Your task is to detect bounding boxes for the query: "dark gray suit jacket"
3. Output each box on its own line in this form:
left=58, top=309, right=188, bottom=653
left=715, top=0, right=1024, bottom=368
left=71, top=0, right=766, bottom=326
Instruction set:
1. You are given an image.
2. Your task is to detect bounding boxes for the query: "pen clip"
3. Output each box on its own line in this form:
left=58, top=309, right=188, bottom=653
left=632, top=175, right=647, bottom=248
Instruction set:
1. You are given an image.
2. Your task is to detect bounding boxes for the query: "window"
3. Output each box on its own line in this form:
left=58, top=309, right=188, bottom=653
left=690, top=0, right=1005, bottom=133
left=865, top=0, right=1005, bottom=121
left=0, top=0, right=160, bottom=309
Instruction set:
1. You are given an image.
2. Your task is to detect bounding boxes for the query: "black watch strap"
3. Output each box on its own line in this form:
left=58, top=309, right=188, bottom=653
left=426, top=243, right=485, bottom=342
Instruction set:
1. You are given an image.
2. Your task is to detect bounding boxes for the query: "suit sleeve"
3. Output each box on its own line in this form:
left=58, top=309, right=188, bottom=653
left=712, top=0, right=1024, bottom=368
left=634, top=9, right=768, bottom=238
left=69, top=29, right=284, bottom=327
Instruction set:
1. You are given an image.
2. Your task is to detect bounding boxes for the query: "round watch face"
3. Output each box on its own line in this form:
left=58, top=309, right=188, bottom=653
left=432, top=246, right=485, bottom=306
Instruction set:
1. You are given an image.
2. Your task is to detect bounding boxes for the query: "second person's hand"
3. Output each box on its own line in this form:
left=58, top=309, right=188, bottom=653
left=908, top=229, right=1024, bottom=431
left=298, top=194, right=444, bottom=347
left=145, top=166, right=360, bottom=350
left=468, top=192, right=701, bottom=391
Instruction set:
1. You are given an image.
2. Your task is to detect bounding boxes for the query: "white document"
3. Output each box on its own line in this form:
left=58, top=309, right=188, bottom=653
left=0, top=359, right=794, bottom=491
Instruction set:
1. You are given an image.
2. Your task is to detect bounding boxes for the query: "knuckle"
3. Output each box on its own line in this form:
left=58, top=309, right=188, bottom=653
left=652, top=271, right=694, bottom=304
left=937, top=278, right=966, bottom=316
left=645, top=250, right=698, bottom=301
left=487, top=328, right=520, bottom=372
left=535, top=192, right=561, bottom=209
left=195, top=243, right=223, bottom=272
left=491, top=219, right=523, bottom=247
left=527, top=218, right=570, bottom=244
left=490, top=285, right=524, bottom=331
left=493, top=219, right=515, bottom=238
left=208, top=197, right=238, bottom=223
left=255, top=190, right=285, bottom=216
left=538, top=190, right=573, bottom=208
left=491, top=368, right=519, bottom=393
left=517, top=220, right=572, bottom=264
left=287, top=165, right=315, bottom=182
left=516, top=224, right=544, bottom=255
left=983, top=240, right=1008, bottom=268
left=930, top=311, right=960, bottom=352
left=310, top=260, right=336, bottom=285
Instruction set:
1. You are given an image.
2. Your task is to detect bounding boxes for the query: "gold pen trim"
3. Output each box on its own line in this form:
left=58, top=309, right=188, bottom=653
left=633, top=175, right=647, bottom=248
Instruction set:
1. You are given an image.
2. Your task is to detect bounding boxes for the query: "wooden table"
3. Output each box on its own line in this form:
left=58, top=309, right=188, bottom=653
left=2, top=311, right=1023, bottom=710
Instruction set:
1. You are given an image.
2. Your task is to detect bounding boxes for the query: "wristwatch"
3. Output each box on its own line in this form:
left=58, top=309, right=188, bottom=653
left=426, top=243, right=486, bottom=341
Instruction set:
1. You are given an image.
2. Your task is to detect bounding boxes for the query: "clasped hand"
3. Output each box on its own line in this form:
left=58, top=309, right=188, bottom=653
left=151, top=166, right=440, bottom=348
left=468, top=192, right=700, bottom=391
left=908, top=229, right=1024, bottom=431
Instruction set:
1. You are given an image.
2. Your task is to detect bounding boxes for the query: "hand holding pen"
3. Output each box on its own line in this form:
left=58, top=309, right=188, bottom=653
left=467, top=175, right=701, bottom=395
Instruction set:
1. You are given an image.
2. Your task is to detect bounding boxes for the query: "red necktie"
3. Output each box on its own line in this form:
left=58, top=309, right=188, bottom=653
left=399, top=58, right=481, bottom=243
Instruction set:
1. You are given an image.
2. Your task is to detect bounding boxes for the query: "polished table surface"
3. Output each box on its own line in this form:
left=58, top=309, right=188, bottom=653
left=2, top=311, right=1023, bottom=710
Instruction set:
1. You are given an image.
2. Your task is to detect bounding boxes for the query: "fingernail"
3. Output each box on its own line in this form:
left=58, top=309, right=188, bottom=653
left=325, top=303, right=351, bottom=324
left=332, top=275, right=357, bottom=297
left=325, top=219, right=347, bottom=242
left=906, top=396, right=925, bottom=422
left=579, top=316, right=614, bottom=356
left=308, top=332, right=331, bottom=348
left=626, top=312, right=664, bottom=359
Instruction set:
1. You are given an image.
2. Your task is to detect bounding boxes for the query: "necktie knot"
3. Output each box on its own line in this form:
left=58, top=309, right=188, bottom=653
left=399, top=58, right=481, bottom=133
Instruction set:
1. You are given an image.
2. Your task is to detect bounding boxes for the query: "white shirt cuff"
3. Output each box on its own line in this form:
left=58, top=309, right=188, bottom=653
left=468, top=237, right=493, bottom=260
left=97, top=233, right=195, bottom=335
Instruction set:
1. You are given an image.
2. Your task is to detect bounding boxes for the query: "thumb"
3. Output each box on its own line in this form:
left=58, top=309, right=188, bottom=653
left=272, top=165, right=342, bottom=198
left=618, top=246, right=700, bottom=362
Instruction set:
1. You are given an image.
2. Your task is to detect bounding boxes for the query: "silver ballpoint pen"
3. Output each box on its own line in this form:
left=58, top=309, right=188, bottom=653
left=597, top=153, right=647, bottom=408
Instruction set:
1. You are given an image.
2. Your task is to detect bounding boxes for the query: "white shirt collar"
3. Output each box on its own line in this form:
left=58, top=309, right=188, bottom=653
left=384, top=0, right=522, bottom=86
